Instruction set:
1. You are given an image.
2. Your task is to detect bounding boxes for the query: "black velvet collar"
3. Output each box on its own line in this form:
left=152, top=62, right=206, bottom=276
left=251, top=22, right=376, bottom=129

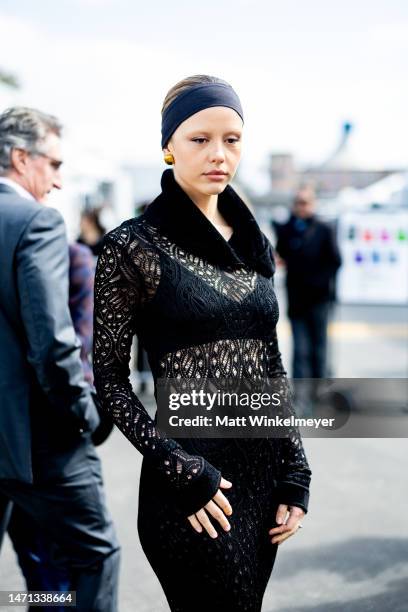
left=143, top=169, right=275, bottom=278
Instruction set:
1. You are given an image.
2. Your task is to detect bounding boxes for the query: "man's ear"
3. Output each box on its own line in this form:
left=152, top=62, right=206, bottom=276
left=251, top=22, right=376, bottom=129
left=10, top=148, right=29, bottom=175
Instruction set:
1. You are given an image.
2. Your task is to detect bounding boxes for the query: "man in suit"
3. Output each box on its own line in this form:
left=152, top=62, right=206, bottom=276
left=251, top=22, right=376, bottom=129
left=274, top=185, right=342, bottom=381
left=0, top=107, right=120, bottom=611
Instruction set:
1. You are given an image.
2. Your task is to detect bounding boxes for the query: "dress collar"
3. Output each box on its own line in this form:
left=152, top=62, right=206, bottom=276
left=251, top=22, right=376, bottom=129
left=143, top=169, right=275, bottom=278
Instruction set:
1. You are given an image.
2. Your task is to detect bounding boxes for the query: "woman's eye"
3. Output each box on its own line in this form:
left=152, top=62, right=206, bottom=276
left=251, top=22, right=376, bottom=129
left=191, top=137, right=240, bottom=144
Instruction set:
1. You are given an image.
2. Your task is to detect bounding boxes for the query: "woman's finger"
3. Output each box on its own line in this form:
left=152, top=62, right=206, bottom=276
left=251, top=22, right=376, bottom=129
left=187, top=514, right=203, bottom=534
left=275, top=503, right=289, bottom=525
left=195, top=508, right=218, bottom=539
left=212, top=489, right=233, bottom=516
left=219, top=477, right=233, bottom=489
left=270, top=510, right=304, bottom=544
left=269, top=523, right=290, bottom=536
left=271, top=525, right=299, bottom=545
left=205, top=500, right=231, bottom=532
left=269, top=515, right=303, bottom=536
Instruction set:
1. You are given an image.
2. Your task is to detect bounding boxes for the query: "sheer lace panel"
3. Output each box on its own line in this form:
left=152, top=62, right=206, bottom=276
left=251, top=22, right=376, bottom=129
left=159, top=338, right=270, bottom=381
left=127, top=235, right=161, bottom=304
left=141, top=220, right=257, bottom=302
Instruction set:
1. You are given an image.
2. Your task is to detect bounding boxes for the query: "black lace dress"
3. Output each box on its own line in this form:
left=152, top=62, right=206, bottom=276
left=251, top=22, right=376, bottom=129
left=93, top=170, right=312, bottom=612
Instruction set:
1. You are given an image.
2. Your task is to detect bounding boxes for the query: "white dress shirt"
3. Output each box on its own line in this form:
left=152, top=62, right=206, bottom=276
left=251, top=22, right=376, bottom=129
left=0, top=177, right=34, bottom=201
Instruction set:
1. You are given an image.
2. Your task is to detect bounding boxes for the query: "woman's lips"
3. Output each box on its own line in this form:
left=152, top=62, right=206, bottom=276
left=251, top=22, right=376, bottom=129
left=204, top=172, right=227, bottom=180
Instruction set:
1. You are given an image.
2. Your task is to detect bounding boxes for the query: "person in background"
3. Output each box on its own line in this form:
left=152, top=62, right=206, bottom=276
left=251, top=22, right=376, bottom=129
left=5, top=241, right=114, bottom=609
left=68, top=242, right=96, bottom=384
left=78, top=208, right=106, bottom=257
left=68, top=242, right=115, bottom=446
left=0, top=106, right=120, bottom=611
left=274, top=185, right=342, bottom=407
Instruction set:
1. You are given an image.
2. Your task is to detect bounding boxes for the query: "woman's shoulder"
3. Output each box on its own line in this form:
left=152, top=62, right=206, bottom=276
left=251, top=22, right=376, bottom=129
left=103, top=216, right=154, bottom=253
left=101, top=217, right=161, bottom=296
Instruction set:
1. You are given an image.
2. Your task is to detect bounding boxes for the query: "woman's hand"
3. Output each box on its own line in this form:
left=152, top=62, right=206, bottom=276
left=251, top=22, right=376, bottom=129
left=187, top=477, right=233, bottom=538
left=269, top=504, right=305, bottom=545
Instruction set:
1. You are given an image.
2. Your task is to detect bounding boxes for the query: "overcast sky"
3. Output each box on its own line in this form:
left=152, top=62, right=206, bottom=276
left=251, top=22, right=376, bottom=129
left=0, top=0, right=407, bottom=192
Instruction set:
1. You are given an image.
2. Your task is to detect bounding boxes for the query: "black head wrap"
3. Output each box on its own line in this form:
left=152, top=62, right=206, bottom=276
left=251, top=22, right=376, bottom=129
left=161, top=82, right=244, bottom=149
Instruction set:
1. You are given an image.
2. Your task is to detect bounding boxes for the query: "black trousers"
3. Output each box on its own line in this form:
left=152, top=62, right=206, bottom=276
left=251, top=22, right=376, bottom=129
left=290, top=301, right=331, bottom=379
left=0, top=437, right=120, bottom=612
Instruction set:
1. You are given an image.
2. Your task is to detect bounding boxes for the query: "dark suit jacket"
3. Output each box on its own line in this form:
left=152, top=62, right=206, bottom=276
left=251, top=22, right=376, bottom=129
left=0, top=183, right=99, bottom=482
left=275, top=213, right=342, bottom=317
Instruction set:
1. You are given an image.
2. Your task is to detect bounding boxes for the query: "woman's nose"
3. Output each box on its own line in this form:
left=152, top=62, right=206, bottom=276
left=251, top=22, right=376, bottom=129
left=210, top=143, right=226, bottom=163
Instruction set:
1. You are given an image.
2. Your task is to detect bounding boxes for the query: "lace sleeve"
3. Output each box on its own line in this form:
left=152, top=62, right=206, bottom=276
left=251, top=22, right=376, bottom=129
left=93, top=232, right=221, bottom=516
left=266, top=328, right=312, bottom=513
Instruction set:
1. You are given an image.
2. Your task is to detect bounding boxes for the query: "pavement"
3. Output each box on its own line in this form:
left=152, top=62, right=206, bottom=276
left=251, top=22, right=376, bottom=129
left=1, top=290, right=407, bottom=611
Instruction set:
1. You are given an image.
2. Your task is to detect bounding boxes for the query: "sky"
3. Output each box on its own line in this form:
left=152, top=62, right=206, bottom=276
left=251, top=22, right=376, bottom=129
left=0, top=0, right=407, bottom=193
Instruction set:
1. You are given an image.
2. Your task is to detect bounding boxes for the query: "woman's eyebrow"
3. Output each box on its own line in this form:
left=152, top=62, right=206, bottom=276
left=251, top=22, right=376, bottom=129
left=187, top=130, right=242, bottom=137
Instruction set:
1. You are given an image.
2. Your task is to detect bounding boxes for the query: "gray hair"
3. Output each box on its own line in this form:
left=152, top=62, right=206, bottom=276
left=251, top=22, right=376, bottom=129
left=0, top=106, right=62, bottom=174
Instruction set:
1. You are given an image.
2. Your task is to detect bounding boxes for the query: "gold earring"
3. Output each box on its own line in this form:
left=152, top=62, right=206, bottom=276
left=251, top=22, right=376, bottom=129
left=163, top=153, right=174, bottom=165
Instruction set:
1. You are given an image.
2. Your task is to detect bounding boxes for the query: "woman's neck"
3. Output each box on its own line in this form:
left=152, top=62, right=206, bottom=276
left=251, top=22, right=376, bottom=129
left=174, top=174, right=226, bottom=225
left=191, top=192, right=219, bottom=222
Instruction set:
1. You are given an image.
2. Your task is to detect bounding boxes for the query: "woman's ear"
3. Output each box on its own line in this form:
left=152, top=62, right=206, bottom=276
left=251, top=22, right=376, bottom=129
left=163, top=142, right=174, bottom=155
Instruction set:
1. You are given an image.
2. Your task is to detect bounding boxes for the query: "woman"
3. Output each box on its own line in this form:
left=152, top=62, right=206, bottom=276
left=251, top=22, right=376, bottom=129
left=93, top=75, right=312, bottom=611
left=78, top=208, right=106, bottom=257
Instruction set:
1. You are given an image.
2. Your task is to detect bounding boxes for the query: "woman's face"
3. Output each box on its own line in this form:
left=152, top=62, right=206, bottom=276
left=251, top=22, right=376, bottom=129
left=164, top=106, right=243, bottom=198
